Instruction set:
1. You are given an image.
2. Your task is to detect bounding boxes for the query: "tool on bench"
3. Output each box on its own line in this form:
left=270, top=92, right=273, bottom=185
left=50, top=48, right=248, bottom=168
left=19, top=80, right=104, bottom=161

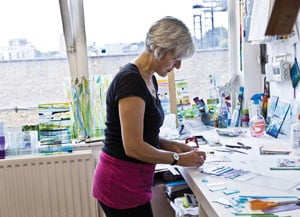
left=225, top=142, right=251, bottom=150
left=250, top=198, right=300, bottom=210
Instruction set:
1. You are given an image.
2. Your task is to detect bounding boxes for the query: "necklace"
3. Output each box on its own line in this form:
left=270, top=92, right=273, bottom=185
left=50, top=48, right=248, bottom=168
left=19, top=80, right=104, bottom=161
left=134, top=61, right=156, bottom=96
left=148, top=82, right=156, bottom=95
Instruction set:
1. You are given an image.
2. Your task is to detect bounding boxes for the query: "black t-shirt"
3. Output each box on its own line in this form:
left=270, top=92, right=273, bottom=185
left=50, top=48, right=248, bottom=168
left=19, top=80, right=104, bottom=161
left=102, top=63, right=165, bottom=163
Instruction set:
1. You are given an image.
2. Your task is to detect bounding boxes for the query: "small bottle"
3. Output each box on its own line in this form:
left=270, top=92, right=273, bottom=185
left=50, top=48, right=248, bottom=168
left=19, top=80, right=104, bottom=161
left=290, top=114, right=300, bottom=155
left=193, top=97, right=210, bottom=125
left=177, top=111, right=185, bottom=137
left=217, top=93, right=228, bottom=128
left=0, top=122, right=5, bottom=159
left=193, top=97, right=206, bottom=114
left=240, top=109, right=249, bottom=127
left=249, top=94, right=265, bottom=137
left=230, top=87, right=244, bottom=127
left=208, top=80, right=220, bottom=127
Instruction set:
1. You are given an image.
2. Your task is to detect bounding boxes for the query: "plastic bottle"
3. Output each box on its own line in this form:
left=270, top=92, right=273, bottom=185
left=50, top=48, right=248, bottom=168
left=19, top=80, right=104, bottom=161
left=230, top=86, right=244, bottom=127
left=208, top=78, right=220, bottom=127
left=240, top=109, right=249, bottom=127
left=193, top=97, right=210, bottom=125
left=217, top=93, right=228, bottom=128
left=209, top=74, right=219, bottom=100
left=249, top=93, right=265, bottom=137
left=290, top=114, right=300, bottom=155
left=193, top=97, right=206, bottom=114
left=0, top=122, right=5, bottom=159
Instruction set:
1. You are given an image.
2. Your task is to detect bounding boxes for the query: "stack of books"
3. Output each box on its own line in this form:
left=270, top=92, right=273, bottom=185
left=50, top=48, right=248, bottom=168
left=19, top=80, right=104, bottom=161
left=164, top=179, right=192, bottom=201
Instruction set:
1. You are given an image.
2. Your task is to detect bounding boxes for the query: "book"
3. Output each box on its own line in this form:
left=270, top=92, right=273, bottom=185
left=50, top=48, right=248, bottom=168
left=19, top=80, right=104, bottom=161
left=166, top=188, right=193, bottom=201
left=165, top=179, right=189, bottom=193
left=266, top=101, right=291, bottom=138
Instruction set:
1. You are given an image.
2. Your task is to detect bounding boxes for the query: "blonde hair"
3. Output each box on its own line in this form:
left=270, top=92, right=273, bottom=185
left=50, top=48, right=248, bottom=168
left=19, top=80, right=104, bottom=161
left=145, top=16, right=195, bottom=59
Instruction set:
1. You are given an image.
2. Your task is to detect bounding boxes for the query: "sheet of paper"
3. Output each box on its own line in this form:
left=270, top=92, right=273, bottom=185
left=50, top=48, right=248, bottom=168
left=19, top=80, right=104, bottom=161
left=246, top=174, right=298, bottom=191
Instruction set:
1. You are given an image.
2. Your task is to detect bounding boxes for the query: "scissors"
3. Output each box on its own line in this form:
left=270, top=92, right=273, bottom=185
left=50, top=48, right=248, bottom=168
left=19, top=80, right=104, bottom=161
left=225, top=142, right=251, bottom=150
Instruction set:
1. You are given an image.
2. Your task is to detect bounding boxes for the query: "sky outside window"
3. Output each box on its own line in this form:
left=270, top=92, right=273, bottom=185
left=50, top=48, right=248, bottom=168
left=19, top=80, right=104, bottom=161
left=0, top=0, right=227, bottom=53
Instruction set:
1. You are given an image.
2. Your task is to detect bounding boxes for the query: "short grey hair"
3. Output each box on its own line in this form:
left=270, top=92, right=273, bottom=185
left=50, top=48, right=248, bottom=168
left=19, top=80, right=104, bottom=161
left=145, top=16, right=195, bottom=59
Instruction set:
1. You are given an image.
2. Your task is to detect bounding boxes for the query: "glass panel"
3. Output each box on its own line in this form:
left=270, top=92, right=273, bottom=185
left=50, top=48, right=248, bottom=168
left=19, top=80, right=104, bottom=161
left=84, top=0, right=230, bottom=116
left=0, top=0, right=70, bottom=128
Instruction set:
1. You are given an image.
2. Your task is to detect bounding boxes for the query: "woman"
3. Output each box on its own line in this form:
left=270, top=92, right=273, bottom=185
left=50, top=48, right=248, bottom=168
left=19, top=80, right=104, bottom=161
left=93, top=16, right=206, bottom=217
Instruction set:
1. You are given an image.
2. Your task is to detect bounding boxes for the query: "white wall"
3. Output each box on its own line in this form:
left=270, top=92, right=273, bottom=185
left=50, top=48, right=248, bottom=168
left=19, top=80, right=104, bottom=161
left=241, top=43, right=264, bottom=109
left=267, top=14, right=300, bottom=126
left=243, top=11, right=300, bottom=134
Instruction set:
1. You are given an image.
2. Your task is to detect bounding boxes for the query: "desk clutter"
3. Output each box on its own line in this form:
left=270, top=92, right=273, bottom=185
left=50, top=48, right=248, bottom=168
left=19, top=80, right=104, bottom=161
left=155, top=165, right=199, bottom=217
left=164, top=173, right=198, bottom=216
left=194, top=147, right=300, bottom=215
left=197, top=174, right=300, bottom=215
left=177, top=127, right=300, bottom=216
left=202, top=166, right=252, bottom=181
left=201, top=165, right=299, bottom=191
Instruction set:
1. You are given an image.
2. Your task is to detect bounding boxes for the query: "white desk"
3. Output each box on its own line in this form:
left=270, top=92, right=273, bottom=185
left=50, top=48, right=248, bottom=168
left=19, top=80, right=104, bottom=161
left=178, top=128, right=300, bottom=217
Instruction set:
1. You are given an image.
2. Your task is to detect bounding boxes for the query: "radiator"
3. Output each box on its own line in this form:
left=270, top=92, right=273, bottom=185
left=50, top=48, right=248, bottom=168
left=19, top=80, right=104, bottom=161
left=0, top=150, right=98, bottom=217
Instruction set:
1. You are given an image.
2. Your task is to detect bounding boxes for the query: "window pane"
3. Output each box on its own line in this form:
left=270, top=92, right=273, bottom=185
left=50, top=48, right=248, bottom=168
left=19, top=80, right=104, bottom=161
left=84, top=0, right=230, bottom=112
left=0, top=0, right=70, bottom=127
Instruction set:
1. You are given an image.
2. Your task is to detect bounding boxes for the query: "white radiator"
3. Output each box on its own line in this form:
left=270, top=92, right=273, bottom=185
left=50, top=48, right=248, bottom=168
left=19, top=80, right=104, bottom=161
left=0, top=150, right=98, bottom=217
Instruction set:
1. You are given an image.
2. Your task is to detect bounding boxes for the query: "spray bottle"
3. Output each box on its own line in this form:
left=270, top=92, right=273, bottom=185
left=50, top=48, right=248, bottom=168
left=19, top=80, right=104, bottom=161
left=249, top=93, right=265, bottom=137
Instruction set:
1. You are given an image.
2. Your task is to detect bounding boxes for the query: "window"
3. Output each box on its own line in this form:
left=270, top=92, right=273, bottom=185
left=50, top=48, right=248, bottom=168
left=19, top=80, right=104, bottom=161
left=84, top=0, right=230, bottom=113
left=0, top=0, right=232, bottom=134
left=0, top=0, right=70, bottom=128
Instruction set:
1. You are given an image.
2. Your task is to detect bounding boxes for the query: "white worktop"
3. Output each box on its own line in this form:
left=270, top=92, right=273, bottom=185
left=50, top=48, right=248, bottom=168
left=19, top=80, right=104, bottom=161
left=178, top=128, right=300, bottom=217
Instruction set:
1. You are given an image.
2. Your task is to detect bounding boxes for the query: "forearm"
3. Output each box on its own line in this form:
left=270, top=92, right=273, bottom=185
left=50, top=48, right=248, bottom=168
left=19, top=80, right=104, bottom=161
left=126, top=139, right=205, bottom=167
left=125, top=140, right=176, bottom=164
left=159, top=137, right=184, bottom=153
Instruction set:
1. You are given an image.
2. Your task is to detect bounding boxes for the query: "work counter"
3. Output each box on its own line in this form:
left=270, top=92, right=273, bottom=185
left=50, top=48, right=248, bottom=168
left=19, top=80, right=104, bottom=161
left=178, top=128, right=300, bottom=217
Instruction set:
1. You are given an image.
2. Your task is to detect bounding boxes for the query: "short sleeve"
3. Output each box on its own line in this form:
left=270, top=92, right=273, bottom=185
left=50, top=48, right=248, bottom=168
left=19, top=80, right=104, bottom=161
left=114, top=70, right=147, bottom=103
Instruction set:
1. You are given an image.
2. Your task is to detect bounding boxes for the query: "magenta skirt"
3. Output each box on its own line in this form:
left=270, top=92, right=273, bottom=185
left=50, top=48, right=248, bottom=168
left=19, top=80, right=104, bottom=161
left=93, top=151, right=155, bottom=209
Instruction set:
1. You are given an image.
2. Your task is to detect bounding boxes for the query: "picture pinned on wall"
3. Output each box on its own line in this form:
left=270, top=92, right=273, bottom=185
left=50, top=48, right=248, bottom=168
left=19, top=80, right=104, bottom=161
left=290, top=57, right=300, bottom=88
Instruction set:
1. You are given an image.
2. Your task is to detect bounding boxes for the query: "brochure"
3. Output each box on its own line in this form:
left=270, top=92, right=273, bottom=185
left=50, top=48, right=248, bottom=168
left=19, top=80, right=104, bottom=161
left=266, top=101, right=290, bottom=138
left=277, top=158, right=300, bottom=168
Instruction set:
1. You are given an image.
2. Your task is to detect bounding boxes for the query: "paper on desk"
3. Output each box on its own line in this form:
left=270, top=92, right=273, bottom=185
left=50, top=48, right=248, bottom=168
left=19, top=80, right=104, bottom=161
left=205, top=155, right=231, bottom=163
left=155, top=164, right=180, bottom=176
left=246, top=174, right=299, bottom=191
left=277, top=158, right=300, bottom=168
left=155, top=164, right=169, bottom=172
